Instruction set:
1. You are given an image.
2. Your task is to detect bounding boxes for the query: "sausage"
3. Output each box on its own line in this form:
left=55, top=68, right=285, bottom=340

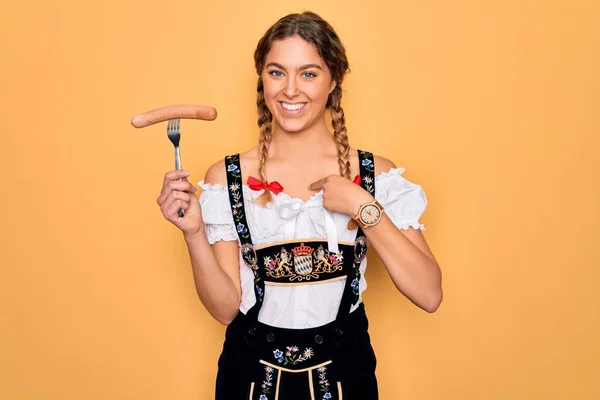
left=131, top=104, right=218, bottom=128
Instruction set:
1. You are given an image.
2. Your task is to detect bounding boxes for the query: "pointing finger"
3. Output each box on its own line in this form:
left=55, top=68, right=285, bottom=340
left=308, top=177, right=327, bottom=191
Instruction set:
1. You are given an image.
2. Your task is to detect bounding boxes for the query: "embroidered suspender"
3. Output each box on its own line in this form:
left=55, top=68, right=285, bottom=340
left=353, top=149, right=375, bottom=305
left=224, top=154, right=265, bottom=316
left=351, top=150, right=375, bottom=304
left=332, top=149, right=375, bottom=337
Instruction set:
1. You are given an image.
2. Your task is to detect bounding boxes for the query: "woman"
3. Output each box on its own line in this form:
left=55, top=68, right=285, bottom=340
left=156, top=11, right=442, bottom=400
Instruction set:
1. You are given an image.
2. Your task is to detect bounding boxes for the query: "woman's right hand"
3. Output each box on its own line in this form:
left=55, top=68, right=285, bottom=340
left=156, top=169, right=204, bottom=236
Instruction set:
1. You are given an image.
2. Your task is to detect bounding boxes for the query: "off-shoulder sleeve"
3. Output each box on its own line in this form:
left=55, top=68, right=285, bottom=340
left=198, top=181, right=240, bottom=244
left=375, top=168, right=427, bottom=231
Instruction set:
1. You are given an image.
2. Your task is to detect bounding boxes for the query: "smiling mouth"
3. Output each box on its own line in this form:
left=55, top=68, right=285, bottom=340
left=280, top=102, right=307, bottom=111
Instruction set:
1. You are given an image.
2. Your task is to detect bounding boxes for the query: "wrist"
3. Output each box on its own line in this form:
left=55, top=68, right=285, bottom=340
left=183, top=226, right=207, bottom=243
left=347, top=192, right=375, bottom=218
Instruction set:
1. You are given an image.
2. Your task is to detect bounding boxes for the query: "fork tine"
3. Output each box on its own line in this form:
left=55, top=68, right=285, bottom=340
left=176, top=118, right=180, bottom=132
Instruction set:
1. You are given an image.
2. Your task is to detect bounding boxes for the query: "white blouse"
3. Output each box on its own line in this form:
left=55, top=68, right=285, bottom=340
left=198, top=167, right=427, bottom=329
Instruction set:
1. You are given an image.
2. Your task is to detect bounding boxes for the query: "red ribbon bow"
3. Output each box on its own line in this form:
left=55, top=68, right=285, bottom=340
left=353, top=175, right=361, bottom=185
left=247, top=176, right=284, bottom=195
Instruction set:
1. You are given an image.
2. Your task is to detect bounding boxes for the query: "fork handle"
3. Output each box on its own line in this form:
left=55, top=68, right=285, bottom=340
left=175, top=146, right=181, bottom=170
left=175, top=147, right=185, bottom=218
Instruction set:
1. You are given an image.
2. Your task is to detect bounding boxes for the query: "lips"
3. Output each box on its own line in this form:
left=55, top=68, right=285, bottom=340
left=278, top=101, right=307, bottom=116
left=280, top=102, right=306, bottom=111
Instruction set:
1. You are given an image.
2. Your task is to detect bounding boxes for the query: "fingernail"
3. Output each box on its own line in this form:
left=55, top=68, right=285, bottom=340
left=183, top=171, right=190, bottom=176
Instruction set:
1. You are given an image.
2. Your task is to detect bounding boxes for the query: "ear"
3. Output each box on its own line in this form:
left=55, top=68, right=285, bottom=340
left=329, top=80, right=337, bottom=94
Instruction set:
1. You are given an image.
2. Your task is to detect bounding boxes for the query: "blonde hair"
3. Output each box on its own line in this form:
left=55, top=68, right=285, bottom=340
left=256, top=77, right=274, bottom=205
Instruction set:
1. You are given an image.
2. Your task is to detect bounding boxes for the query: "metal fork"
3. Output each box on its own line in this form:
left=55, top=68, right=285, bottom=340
left=167, top=118, right=185, bottom=218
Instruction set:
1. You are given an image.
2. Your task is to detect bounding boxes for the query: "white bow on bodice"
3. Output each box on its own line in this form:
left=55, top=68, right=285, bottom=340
left=278, top=198, right=306, bottom=220
left=277, top=198, right=339, bottom=254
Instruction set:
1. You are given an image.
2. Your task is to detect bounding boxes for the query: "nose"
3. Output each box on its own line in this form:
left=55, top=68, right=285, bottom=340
left=283, top=76, right=299, bottom=98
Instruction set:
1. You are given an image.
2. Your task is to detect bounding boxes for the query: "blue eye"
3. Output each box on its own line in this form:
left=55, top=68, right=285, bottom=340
left=302, top=72, right=316, bottom=79
left=269, top=70, right=284, bottom=77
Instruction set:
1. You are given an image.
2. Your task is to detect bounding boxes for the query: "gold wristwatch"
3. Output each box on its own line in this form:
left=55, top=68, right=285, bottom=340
left=353, top=199, right=384, bottom=229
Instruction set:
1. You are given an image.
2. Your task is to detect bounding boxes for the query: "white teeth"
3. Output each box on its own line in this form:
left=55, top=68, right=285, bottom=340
left=281, top=102, right=306, bottom=111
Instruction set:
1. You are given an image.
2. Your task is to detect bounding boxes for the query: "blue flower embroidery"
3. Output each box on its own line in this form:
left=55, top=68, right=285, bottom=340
left=351, top=278, right=359, bottom=291
left=273, top=349, right=284, bottom=363
left=260, top=395, right=268, bottom=400
left=256, top=285, right=263, bottom=299
left=323, top=393, right=332, bottom=399
left=237, top=223, right=248, bottom=234
left=227, top=164, right=240, bottom=173
left=361, top=159, right=373, bottom=167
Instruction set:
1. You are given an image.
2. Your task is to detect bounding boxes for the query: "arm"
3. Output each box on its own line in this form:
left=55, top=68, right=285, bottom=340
left=362, top=218, right=442, bottom=312
left=309, top=157, right=443, bottom=313
left=186, top=161, right=242, bottom=325
left=358, top=156, right=442, bottom=312
left=159, top=161, right=242, bottom=325
left=184, top=232, right=242, bottom=325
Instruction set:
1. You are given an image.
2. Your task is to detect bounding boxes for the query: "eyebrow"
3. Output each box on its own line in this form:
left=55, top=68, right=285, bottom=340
left=265, top=62, right=324, bottom=71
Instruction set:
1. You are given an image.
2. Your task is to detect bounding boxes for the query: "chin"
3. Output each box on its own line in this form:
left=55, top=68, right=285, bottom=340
left=275, top=118, right=311, bottom=133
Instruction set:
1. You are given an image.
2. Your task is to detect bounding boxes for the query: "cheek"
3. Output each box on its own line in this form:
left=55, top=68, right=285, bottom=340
left=304, top=84, right=332, bottom=106
left=261, top=74, right=278, bottom=100
left=263, top=77, right=276, bottom=91
left=261, top=84, right=280, bottom=115
left=262, top=84, right=278, bottom=102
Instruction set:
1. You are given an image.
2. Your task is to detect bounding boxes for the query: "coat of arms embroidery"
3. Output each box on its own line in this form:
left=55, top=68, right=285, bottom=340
left=263, top=242, right=345, bottom=282
left=292, top=243, right=314, bottom=276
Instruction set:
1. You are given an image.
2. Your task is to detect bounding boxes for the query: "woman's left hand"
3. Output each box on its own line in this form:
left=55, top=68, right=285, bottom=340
left=308, top=175, right=374, bottom=217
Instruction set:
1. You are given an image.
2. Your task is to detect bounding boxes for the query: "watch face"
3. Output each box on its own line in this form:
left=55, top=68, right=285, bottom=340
left=360, top=204, right=381, bottom=225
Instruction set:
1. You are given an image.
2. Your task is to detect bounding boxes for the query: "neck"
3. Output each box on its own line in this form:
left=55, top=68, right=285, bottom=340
left=269, top=120, right=338, bottom=161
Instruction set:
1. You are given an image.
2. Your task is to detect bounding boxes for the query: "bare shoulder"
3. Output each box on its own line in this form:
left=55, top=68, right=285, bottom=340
left=238, top=147, right=260, bottom=177
left=203, top=158, right=228, bottom=186
left=203, top=146, right=259, bottom=186
left=373, top=154, right=397, bottom=176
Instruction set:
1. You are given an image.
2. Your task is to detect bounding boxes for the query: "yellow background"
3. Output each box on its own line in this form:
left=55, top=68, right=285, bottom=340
left=1, top=0, right=598, bottom=398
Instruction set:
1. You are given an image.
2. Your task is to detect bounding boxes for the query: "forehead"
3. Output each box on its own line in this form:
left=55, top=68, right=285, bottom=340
left=265, top=35, right=326, bottom=68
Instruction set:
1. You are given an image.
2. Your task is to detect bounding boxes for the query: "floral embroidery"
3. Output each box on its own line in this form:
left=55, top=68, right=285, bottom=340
left=256, top=285, right=263, bottom=300
left=227, top=163, right=240, bottom=174
left=273, top=349, right=284, bottom=363
left=273, top=346, right=314, bottom=366
left=358, top=151, right=375, bottom=194
left=225, top=155, right=251, bottom=243
left=253, top=265, right=263, bottom=302
left=317, top=366, right=331, bottom=399
left=260, top=366, right=273, bottom=398
left=264, top=244, right=344, bottom=282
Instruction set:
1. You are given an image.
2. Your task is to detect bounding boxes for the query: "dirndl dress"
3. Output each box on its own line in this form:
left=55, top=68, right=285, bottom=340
left=215, top=150, right=379, bottom=400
